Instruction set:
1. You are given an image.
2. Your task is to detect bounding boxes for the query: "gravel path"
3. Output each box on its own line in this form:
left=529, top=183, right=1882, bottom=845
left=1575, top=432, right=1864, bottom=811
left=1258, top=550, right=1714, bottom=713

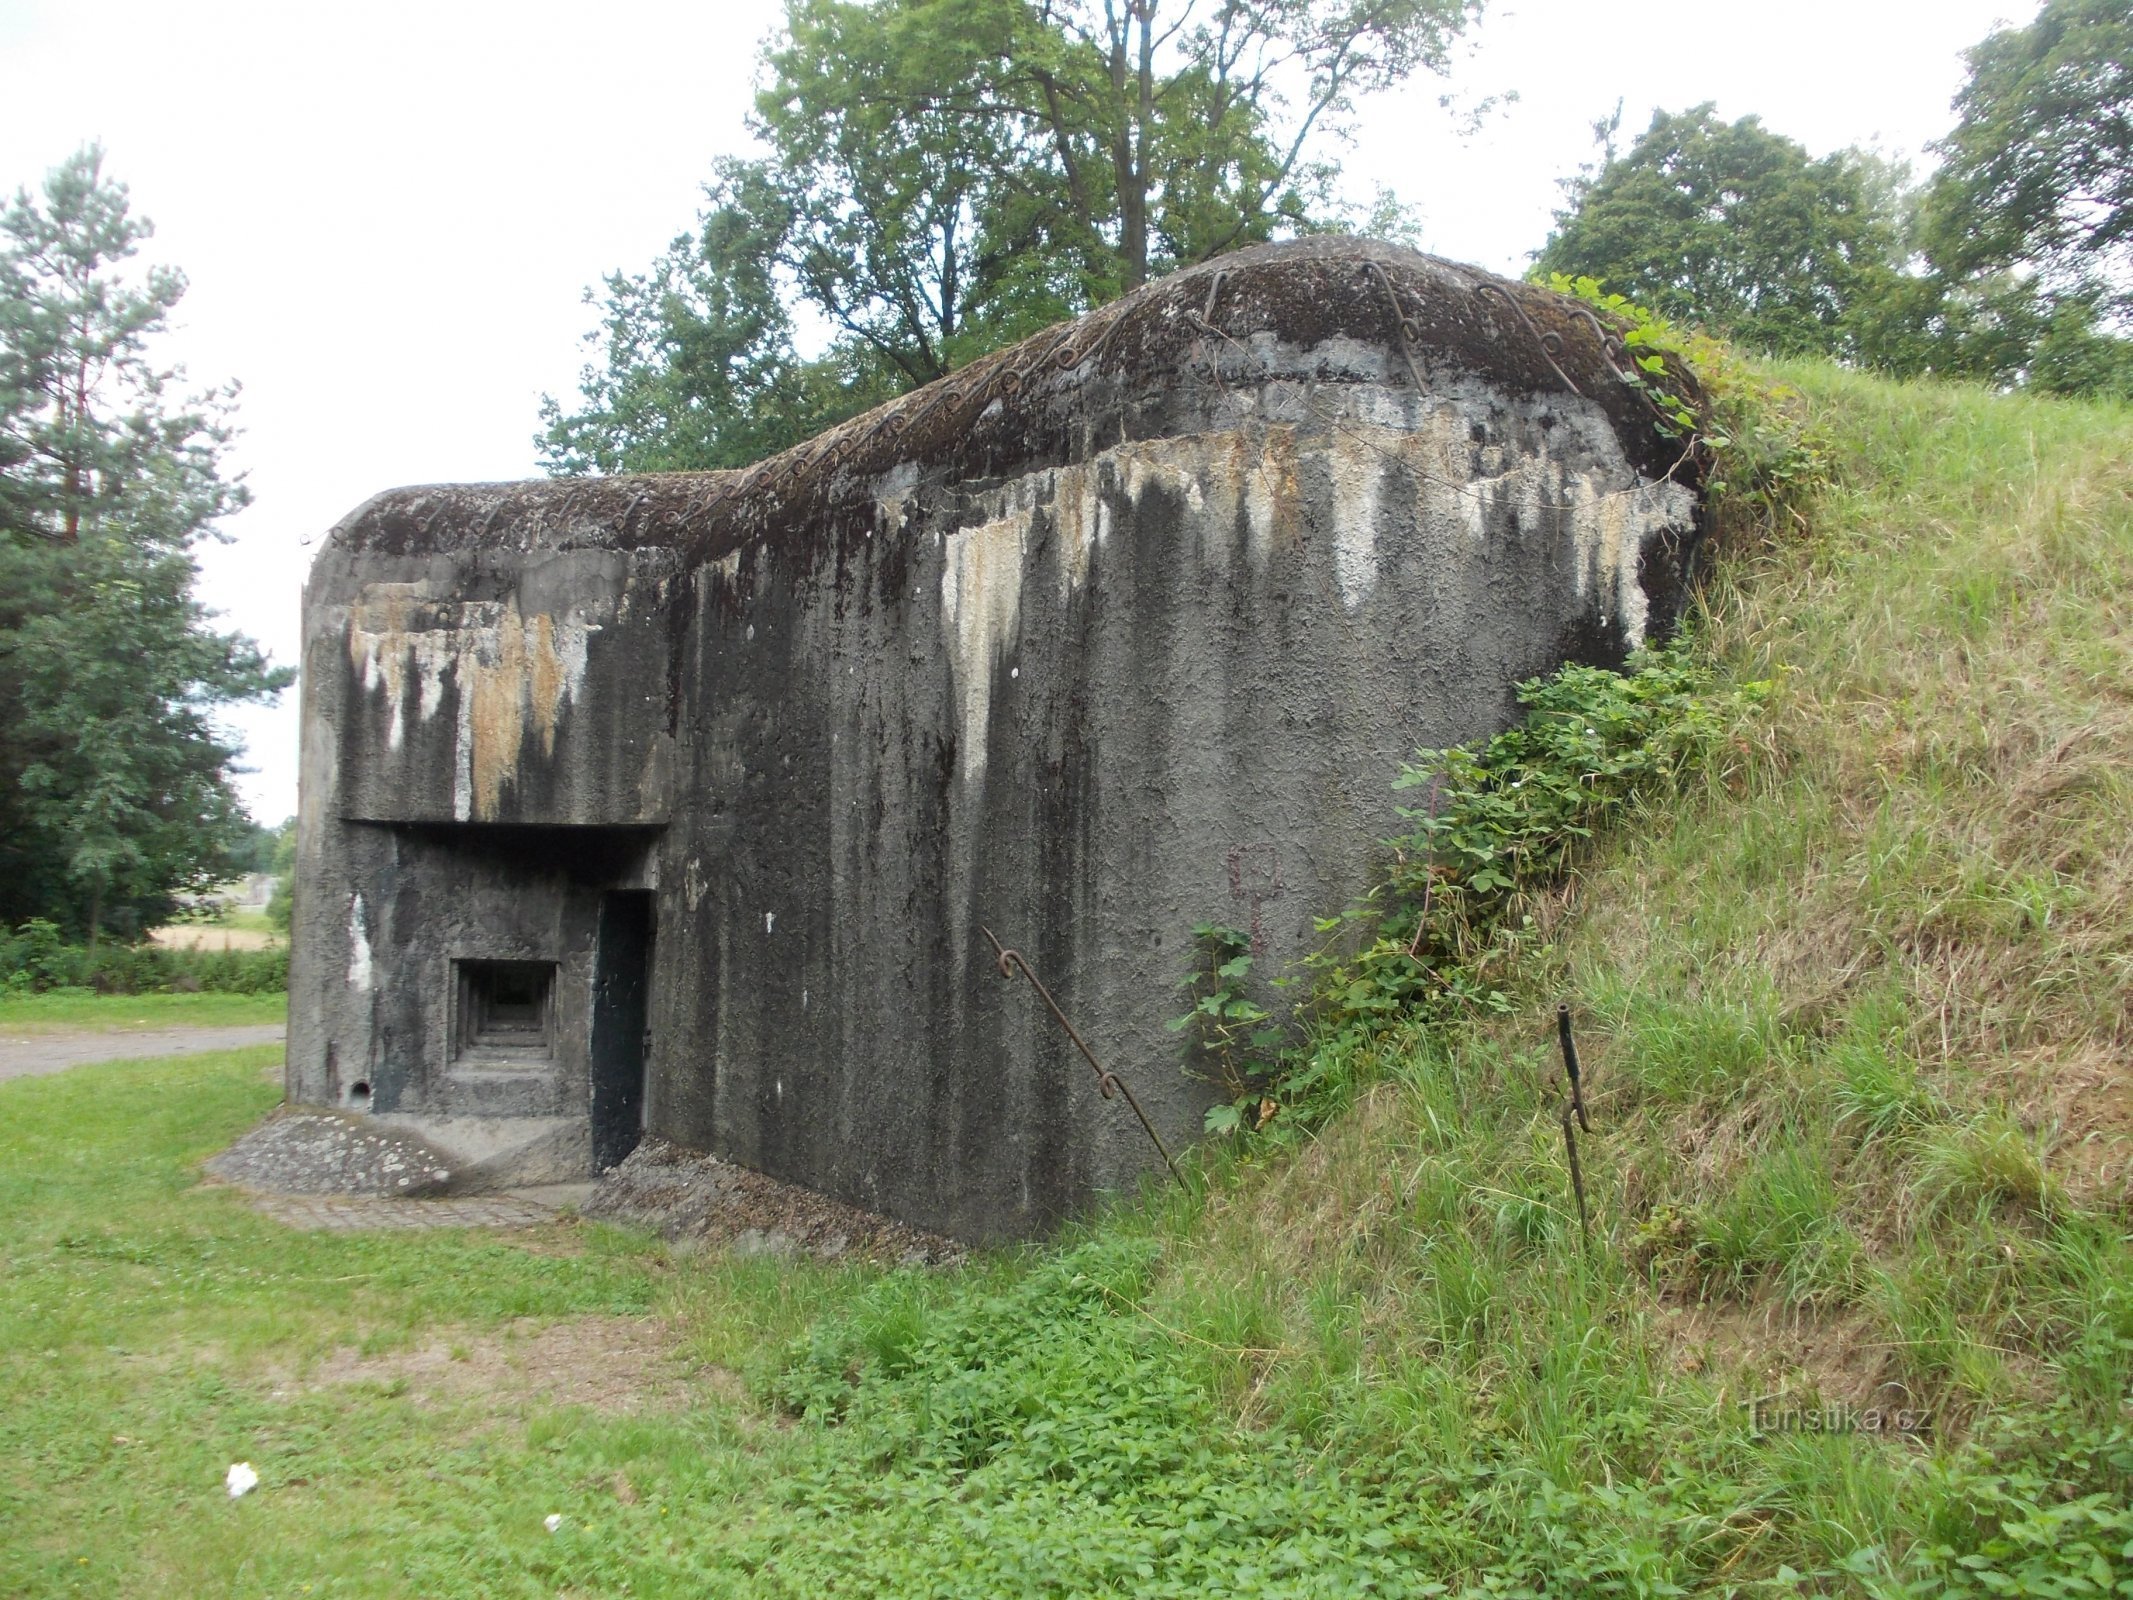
left=587, top=1137, right=964, bottom=1266
left=0, top=1022, right=285, bottom=1082
left=239, top=1192, right=563, bottom=1231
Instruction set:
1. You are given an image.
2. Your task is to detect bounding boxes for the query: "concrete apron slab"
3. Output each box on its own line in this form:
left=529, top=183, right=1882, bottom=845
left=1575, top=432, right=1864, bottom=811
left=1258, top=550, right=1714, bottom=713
left=369, top=1112, right=591, bottom=1192
left=204, top=1103, right=595, bottom=1229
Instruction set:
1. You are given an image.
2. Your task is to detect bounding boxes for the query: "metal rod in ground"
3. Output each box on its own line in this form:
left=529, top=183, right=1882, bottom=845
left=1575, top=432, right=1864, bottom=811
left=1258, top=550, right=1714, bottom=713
left=1557, top=1002, right=1590, bottom=1132
left=980, top=926, right=1185, bottom=1187
left=1560, top=1097, right=1590, bottom=1239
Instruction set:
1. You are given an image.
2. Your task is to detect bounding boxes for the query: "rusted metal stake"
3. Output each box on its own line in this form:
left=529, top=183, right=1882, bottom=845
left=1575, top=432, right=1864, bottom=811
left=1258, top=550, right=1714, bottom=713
left=1560, top=1098, right=1590, bottom=1240
left=1558, top=1003, right=1590, bottom=1133
left=1557, top=1003, right=1592, bottom=1239
left=981, top=927, right=1185, bottom=1187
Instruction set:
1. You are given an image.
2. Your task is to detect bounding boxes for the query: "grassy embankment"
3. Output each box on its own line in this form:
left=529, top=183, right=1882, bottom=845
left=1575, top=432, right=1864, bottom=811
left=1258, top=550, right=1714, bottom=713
left=1, top=364, right=2127, bottom=1595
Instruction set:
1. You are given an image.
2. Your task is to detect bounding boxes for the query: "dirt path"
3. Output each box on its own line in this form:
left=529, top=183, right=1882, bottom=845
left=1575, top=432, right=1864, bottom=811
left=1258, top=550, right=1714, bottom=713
left=0, top=1023, right=285, bottom=1083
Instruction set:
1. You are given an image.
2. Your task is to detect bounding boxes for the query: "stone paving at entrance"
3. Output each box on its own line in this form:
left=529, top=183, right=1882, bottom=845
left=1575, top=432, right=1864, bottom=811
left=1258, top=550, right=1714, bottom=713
left=5, top=1024, right=580, bottom=1234
left=236, top=1190, right=562, bottom=1231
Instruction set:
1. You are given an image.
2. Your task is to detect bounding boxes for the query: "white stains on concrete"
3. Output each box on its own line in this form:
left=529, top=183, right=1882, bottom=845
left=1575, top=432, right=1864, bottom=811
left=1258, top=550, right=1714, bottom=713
left=764, top=911, right=776, bottom=935
left=347, top=894, right=373, bottom=991
left=1567, top=474, right=1696, bottom=648
left=931, top=387, right=1696, bottom=785
left=346, top=588, right=597, bottom=821
left=938, top=504, right=1030, bottom=786
left=1515, top=456, right=1564, bottom=539
left=872, top=460, right=920, bottom=530
left=1243, top=458, right=1279, bottom=564
left=344, top=584, right=439, bottom=752
left=685, top=857, right=707, bottom=912
left=1121, top=445, right=1208, bottom=515
left=1053, top=468, right=1103, bottom=597
left=938, top=429, right=1306, bottom=783
left=1328, top=443, right=1382, bottom=611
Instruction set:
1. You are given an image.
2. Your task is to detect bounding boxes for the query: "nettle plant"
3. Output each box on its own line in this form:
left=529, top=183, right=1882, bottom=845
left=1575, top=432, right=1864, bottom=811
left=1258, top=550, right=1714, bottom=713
left=1170, top=923, right=1285, bottom=1135
left=1545, top=270, right=1831, bottom=542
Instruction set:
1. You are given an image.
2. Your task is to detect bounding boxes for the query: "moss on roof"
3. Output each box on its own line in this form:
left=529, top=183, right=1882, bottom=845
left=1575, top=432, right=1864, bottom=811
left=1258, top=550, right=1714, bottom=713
left=329, top=238, right=1703, bottom=566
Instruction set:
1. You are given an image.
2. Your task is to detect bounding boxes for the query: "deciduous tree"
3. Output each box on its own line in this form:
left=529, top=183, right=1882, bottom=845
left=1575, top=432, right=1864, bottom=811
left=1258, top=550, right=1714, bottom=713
left=1535, top=105, right=1904, bottom=361
left=1924, top=0, right=2133, bottom=316
left=541, top=0, right=1476, bottom=475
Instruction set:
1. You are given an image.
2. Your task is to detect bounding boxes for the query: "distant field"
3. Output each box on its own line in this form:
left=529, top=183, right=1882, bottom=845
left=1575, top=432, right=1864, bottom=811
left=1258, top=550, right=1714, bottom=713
left=149, top=924, right=281, bottom=952
left=0, top=990, right=286, bottom=1036
left=151, top=905, right=282, bottom=951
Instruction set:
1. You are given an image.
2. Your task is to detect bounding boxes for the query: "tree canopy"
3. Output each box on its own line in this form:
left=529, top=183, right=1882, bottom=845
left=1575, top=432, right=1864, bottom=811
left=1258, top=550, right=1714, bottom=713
left=0, top=148, right=288, bottom=943
left=541, top=0, right=1474, bottom=476
left=1534, top=105, right=1903, bottom=361
left=1539, top=57, right=2133, bottom=399
left=1923, top=0, right=2133, bottom=315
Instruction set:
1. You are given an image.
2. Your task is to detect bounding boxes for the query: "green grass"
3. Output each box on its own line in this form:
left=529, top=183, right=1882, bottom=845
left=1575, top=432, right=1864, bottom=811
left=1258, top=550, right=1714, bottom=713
left=1133, top=366, right=2133, bottom=1589
left=4, top=364, right=2130, bottom=1595
left=0, top=988, right=287, bottom=1034
left=0, top=1048, right=925, bottom=1598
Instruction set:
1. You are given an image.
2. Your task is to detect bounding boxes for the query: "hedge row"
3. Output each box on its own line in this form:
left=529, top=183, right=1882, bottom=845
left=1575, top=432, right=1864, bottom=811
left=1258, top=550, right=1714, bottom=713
left=1, top=921, right=288, bottom=995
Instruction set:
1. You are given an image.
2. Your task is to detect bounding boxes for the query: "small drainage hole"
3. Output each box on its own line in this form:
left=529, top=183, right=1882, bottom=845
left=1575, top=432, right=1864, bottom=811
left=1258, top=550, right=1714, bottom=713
left=349, top=1080, right=372, bottom=1106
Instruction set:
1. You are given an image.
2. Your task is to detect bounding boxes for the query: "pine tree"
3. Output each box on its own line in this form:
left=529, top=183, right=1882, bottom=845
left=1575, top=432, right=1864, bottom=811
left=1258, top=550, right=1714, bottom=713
left=0, top=147, right=289, bottom=944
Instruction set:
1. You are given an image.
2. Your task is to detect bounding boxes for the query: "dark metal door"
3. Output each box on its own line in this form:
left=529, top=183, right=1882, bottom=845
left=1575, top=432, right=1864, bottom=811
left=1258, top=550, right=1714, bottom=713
left=589, top=890, right=654, bottom=1171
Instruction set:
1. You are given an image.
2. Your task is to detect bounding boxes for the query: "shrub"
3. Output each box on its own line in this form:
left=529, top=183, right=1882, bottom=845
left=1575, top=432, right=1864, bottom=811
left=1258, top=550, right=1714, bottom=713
left=0, top=923, right=287, bottom=995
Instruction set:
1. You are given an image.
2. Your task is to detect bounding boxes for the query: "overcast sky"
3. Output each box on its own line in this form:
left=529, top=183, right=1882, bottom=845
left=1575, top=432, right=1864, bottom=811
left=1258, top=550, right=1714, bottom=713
left=0, top=0, right=2030, bottom=821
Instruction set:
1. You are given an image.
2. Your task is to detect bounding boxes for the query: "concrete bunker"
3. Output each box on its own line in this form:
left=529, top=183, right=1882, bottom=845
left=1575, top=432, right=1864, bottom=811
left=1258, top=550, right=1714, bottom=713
left=289, top=239, right=1705, bottom=1240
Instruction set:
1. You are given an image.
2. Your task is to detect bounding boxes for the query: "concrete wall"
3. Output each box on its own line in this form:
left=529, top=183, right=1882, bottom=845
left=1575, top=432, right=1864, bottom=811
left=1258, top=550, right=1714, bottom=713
left=289, top=240, right=1704, bottom=1239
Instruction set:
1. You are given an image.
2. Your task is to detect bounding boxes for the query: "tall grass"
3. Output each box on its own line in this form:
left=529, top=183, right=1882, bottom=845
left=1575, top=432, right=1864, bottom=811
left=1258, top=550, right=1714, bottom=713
left=1123, top=369, right=2133, bottom=1589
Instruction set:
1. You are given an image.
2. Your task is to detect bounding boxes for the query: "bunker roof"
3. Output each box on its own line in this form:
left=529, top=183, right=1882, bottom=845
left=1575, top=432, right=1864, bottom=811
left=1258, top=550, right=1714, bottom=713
left=326, top=238, right=1702, bottom=568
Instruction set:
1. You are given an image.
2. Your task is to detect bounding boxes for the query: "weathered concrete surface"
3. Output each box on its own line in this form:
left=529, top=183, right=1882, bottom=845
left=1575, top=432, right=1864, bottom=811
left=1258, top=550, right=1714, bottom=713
left=290, top=239, right=1705, bottom=1241
left=372, top=1113, right=589, bottom=1192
